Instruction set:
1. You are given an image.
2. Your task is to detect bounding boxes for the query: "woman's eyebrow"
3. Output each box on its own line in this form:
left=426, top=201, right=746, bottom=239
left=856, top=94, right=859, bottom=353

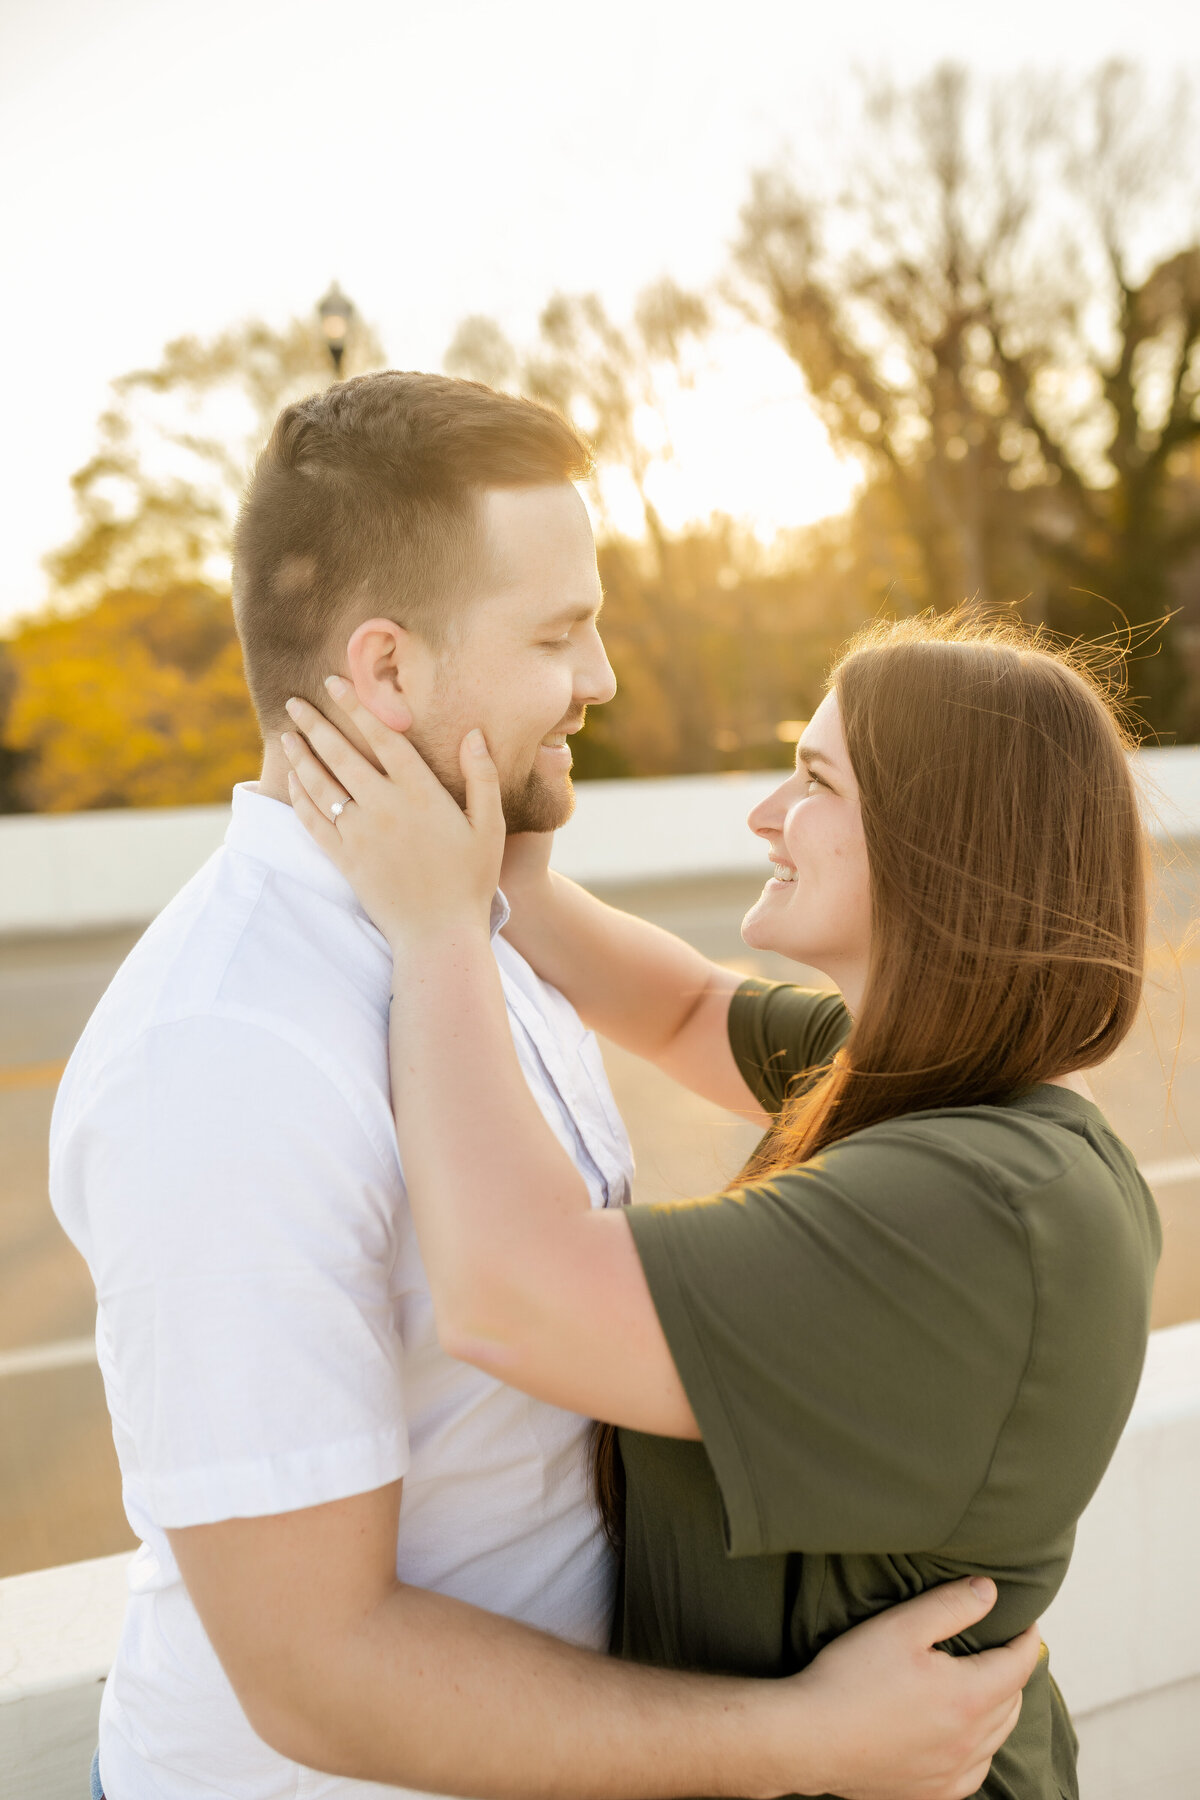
left=796, top=743, right=836, bottom=771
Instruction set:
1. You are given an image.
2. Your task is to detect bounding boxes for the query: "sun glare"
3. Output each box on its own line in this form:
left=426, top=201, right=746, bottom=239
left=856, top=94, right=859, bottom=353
left=635, top=330, right=863, bottom=542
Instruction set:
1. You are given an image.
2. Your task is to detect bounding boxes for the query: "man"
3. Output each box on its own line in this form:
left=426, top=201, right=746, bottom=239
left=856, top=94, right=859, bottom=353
left=51, top=372, right=1036, bottom=1800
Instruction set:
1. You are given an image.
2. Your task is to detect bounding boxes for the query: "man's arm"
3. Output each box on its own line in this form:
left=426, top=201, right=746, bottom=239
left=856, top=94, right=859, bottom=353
left=169, top=1480, right=1039, bottom=1800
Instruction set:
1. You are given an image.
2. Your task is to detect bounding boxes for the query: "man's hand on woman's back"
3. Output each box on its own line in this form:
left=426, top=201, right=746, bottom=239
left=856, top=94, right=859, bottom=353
left=784, top=1576, right=1040, bottom=1800
left=170, top=1482, right=1033, bottom=1800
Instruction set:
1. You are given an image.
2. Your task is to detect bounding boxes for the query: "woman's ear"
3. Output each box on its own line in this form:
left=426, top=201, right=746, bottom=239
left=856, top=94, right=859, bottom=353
left=343, top=617, right=421, bottom=732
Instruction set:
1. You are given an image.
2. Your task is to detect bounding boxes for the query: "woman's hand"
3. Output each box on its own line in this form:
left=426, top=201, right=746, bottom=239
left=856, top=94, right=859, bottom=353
left=280, top=677, right=504, bottom=948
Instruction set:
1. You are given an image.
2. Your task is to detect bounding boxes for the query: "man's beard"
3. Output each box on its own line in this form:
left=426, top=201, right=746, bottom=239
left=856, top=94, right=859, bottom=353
left=410, top=724, right=576, bottom=835
left=500, top=762, right=576, bottom=834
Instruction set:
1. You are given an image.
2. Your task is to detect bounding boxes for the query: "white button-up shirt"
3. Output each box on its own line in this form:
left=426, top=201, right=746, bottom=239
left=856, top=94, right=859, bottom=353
left=50, top=783, right=634, bottom=1800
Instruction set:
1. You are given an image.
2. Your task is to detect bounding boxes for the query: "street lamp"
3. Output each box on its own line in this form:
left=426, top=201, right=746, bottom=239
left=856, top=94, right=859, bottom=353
left=317, top=282, right=354, bottom=376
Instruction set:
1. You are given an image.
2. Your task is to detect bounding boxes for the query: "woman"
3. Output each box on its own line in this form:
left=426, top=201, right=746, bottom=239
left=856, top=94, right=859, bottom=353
left=281, top=615, right=1160, bottom=1800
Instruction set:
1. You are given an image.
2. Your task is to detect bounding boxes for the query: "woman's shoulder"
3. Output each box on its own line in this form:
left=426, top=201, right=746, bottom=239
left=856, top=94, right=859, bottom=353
left=806, top=1090, right=1160, bottom=1279
left=728, top=977, right=851, bottom=1112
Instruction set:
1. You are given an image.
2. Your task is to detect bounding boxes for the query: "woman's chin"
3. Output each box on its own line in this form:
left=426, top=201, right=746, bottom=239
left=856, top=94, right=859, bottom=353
left=742, top=894, right=816, bottom=965
left=741, top=899, right=782, bottom=952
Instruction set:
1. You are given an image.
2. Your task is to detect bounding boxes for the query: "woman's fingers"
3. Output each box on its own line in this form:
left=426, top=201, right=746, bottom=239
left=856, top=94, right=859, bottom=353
left=283, top=694, right=384, bottom=802
left=322, top=675, right=416, bottom=782
left=287, top=768, right=343, bottom=858
left=460, top=730, right=505, bottom=848
left=281, top=730, right=353, bottom=822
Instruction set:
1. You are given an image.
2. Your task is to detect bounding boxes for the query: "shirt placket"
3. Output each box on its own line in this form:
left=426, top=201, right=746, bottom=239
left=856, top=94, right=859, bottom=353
left=499, top=974, right=631, bottom=1211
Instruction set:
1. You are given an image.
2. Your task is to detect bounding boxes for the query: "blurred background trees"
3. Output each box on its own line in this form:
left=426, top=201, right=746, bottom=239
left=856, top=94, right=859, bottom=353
left=3, top=305, right=385, bottom=810
left=446, top=282, right=846, bottom=776
left=3, top=62, right=1199, bottom=811
left=737, top=62, right=1200, bottom=730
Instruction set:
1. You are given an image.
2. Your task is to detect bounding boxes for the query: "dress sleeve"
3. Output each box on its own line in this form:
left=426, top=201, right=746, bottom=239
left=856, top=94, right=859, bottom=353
left=727, top=978, right=851, bottom=1115
left=625, top=1120, right=1036, bottom=1557
left=67, top=1014, right=410, bottom=1528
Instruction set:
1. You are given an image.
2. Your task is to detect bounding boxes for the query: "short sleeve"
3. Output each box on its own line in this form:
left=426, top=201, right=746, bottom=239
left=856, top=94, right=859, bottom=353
left=728, top=978, right=851, bottom=1114
left=65, top=1015, right=409, bottom=1528
left=625, top=1122, right=1036, bottom=1557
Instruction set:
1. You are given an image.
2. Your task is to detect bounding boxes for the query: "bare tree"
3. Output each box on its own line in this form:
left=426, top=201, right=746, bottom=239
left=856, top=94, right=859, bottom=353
left=738, top=62, right=1200, bottom=732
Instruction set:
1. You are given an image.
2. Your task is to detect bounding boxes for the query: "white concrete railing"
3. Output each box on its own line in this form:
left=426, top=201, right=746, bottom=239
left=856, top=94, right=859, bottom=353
left=3, top=1321, right=1199, bottom=1800
left=1, top=748, right=1199, bottom=937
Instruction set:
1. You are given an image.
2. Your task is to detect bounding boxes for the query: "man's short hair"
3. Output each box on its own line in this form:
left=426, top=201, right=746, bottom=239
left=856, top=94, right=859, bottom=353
left=232, top=371, right=592, bottom=729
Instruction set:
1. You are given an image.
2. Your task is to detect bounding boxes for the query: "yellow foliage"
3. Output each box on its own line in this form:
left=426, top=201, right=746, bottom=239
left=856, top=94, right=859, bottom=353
left=7, top=586, right=261, bottom=812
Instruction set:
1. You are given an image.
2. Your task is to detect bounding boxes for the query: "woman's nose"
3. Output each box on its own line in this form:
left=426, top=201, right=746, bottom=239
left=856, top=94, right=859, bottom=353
left=748, top=787, right=786, bottom=839
left=749, top=766, right=808, bottom=839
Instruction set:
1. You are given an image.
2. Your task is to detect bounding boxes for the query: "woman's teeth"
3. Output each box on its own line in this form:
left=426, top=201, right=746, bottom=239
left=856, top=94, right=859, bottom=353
left=770, top=863, right=797, bottom=883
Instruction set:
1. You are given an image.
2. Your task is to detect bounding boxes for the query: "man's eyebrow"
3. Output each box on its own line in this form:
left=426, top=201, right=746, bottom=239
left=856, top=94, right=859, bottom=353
left=543, top=596, right=604, bottom=626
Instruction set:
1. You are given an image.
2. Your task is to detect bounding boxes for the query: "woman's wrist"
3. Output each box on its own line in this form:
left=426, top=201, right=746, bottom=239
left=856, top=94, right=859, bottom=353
left=382, top=902, right=496, bottom=958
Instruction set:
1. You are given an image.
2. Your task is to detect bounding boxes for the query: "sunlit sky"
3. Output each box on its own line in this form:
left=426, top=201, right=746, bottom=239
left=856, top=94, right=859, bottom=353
left=2, top=0, right=1198, bottom=627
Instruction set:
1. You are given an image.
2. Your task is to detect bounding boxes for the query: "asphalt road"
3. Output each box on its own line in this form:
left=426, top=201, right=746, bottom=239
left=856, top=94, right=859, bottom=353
left=2, top=864, right=1197, bottom=1577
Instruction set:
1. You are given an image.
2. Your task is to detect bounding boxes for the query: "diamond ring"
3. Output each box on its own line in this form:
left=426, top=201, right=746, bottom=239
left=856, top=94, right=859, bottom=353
left=330, top=799, right=349, bottom=822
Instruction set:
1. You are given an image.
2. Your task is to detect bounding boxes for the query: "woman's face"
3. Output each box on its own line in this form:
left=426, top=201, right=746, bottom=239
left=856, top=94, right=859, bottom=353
left=741, top=689, right=872, bottom=1005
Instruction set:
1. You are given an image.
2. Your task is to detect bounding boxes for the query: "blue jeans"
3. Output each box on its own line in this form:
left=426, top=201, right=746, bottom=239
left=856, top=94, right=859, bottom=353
left=90, top=1748, right=104, bottom=1799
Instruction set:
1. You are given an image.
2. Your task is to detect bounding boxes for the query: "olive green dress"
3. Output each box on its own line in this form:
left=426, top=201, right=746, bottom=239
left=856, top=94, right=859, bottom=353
left=616, top=979, right=1160, bottom=1800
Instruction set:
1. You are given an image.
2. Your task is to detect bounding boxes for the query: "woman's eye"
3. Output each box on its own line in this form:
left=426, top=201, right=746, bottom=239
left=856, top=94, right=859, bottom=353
left=804, top=773, right=825, bottom=794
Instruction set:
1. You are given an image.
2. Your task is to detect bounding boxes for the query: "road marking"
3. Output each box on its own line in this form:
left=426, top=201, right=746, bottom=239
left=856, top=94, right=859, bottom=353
left=0, top=1337, right=97, bottom=1379
left=1142, top=1157, right=1200, bottom=1188
left=0, top=1059, right=68, bottom=1092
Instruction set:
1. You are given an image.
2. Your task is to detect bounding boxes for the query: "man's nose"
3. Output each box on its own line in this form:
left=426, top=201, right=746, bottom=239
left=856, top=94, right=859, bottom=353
left=578, top=636, right=617, bottom=706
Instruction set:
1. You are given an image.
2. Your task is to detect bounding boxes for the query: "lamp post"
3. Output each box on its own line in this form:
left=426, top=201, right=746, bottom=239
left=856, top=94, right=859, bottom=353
left=317, top=282, right=354, bottom=376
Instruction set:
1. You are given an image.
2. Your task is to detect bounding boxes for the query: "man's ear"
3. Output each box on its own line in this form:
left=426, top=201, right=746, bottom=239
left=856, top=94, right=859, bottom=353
left=343, top=617, right=421, bottom=732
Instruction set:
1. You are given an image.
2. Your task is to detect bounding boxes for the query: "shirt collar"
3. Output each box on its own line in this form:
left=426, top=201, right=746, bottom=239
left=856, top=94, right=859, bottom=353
left=225, top=783, right=510, bottom=940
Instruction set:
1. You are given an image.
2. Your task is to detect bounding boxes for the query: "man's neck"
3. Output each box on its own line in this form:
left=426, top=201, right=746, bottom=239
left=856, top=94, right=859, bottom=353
left=256, top=745, right=293, bottom=807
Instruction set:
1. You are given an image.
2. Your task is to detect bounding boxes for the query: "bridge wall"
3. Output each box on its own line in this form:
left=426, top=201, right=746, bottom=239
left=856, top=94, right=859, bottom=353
left=2, top=748, right=1198, bottom=936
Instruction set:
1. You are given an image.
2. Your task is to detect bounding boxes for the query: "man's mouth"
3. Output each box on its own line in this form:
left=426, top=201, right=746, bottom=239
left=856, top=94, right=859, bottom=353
left=540, top=732, right=569, bottom=749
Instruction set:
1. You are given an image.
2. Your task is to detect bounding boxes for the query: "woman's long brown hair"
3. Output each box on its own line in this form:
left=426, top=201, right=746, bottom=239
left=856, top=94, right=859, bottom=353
left=746, top=615, right=1147, bottom=1177
left=594, top=613, right=1148, bottom=1550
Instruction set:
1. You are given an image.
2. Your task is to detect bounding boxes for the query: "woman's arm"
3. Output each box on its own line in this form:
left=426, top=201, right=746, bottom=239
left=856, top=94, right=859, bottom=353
left=389, top=914, right=699, bottom=1433
left=280, top=692, right=717, bottom=1433
left=500, top=837, right=768, bottom=1121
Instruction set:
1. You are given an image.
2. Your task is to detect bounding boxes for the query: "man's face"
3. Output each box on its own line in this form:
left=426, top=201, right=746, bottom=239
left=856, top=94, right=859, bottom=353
left=403, top=485, right=616, bottom=832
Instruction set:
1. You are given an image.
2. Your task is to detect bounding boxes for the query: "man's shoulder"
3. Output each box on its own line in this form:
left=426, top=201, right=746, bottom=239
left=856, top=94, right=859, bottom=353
left=54, top=847, right=395, bottom=1160
left=93, top=843, right=383, bottom=1024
